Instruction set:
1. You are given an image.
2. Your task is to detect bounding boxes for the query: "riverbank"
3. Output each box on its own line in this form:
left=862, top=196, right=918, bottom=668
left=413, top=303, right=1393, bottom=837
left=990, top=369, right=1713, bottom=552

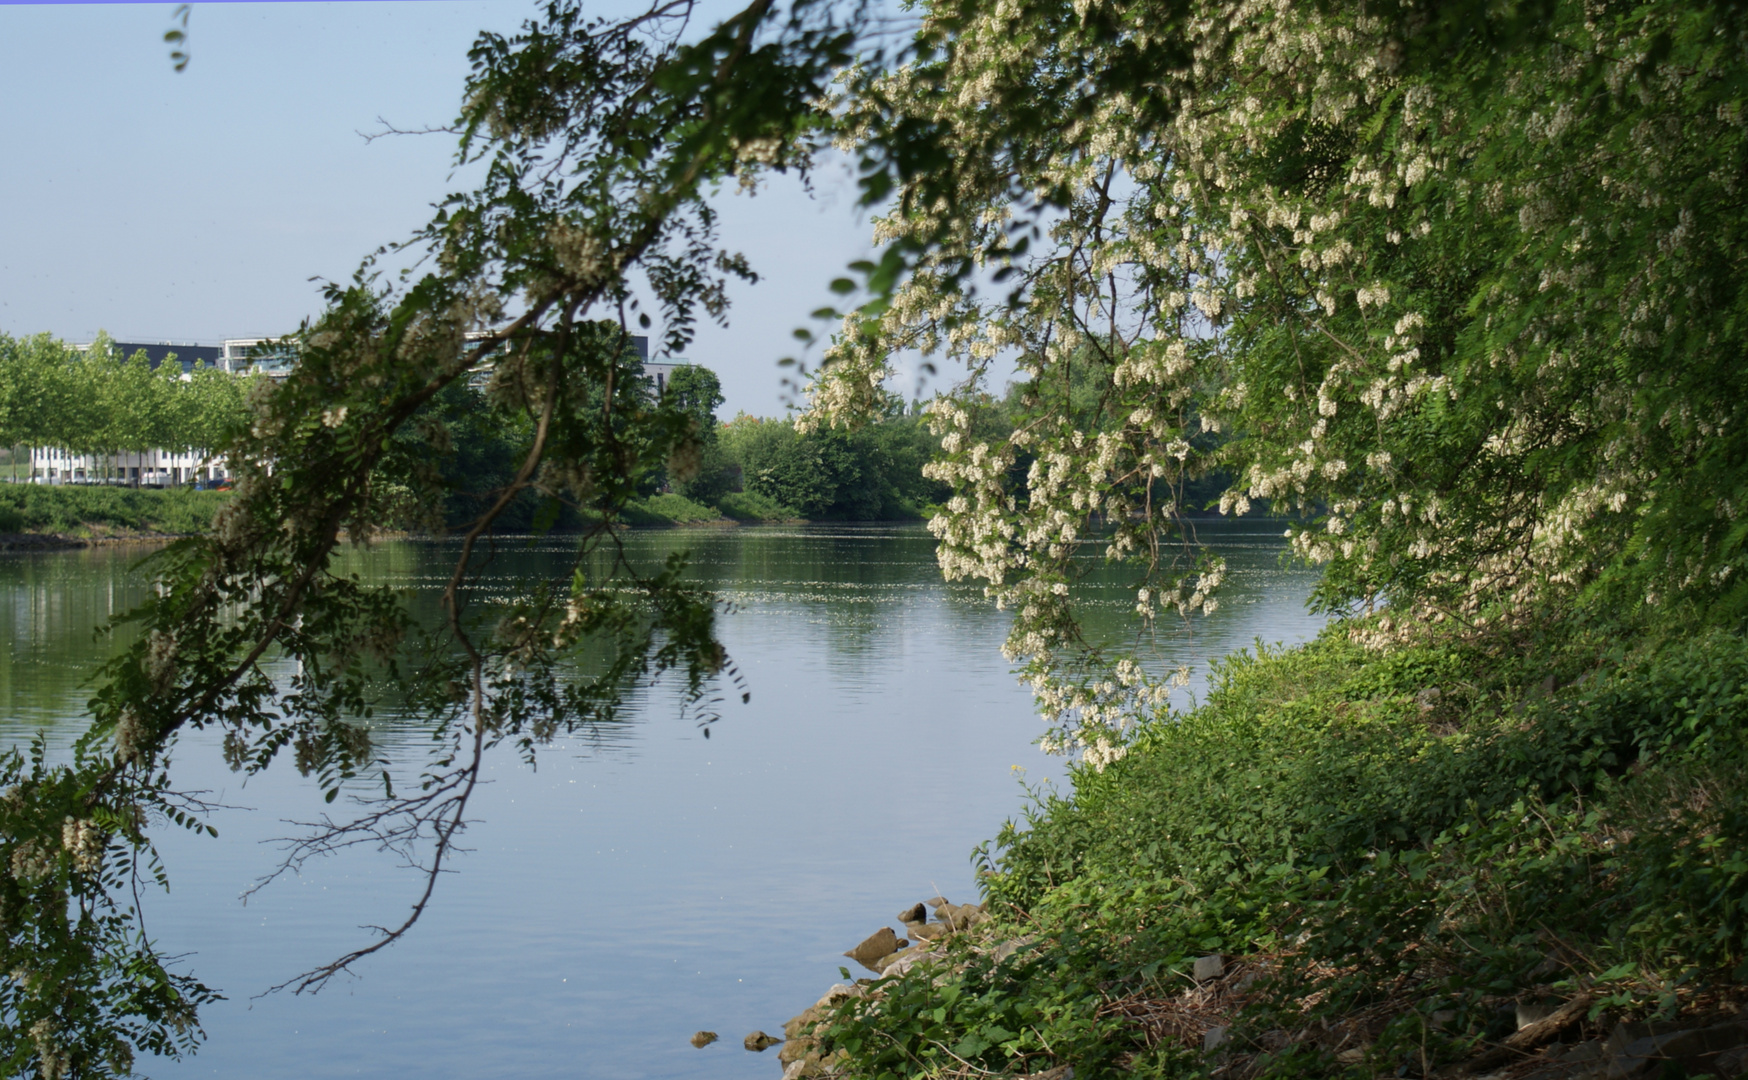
left=0, top=484, right=232, bottom=540
left=790, top=621, right=1748, bottom=1079
left=0, top=485, right=887, bottom=541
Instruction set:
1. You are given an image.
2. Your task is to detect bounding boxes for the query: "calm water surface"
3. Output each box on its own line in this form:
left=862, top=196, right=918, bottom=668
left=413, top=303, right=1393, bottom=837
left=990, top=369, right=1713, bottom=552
left=0, top=523, right=1322, bottom=1079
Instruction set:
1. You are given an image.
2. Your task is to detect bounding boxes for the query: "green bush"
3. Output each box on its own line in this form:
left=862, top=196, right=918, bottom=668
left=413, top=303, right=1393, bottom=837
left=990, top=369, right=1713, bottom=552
left=715, top=490, right=798, bottom=521
left=0, top=485, right=229, bottom=536
left=717, top=410, right=945, bottom=520
left=817, top=626, right=1748, bottom=1079
left=627, top=493, right=722, bottom=524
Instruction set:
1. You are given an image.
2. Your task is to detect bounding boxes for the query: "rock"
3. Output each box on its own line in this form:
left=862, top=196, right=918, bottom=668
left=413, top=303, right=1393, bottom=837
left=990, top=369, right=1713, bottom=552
left=1519, top=1003, right=1559, bottom=1030
left=690, top=1031, right=718, bottom=1048
left=1203, top=1026, right=1230, bottom=1052
left=910, top=922, right=948, bottom=941
left=897, top=902, right=927, bottom=924
left=877, top=945, right=934, bottom=981
left=814, top=983, right=859, bottom=1010
left=844, top=927, right=902, bottom=970
left=785, top=1008, right=823, bottom=1041
left=784, top=1048, right=851, bottom=1079
left=991, top=935, right=1035, bottom=964
left=925, top=896, right=950, bottom=908
left=870, top=948, right=912, bottom=974
left=1193, top=954, right=1226, bottom=981
left=744, top=1030, right=783, bottom=1052
left=1565, top=1040, right=1605, bottom=1063
left=778, top=1034, right=815, bottom=1066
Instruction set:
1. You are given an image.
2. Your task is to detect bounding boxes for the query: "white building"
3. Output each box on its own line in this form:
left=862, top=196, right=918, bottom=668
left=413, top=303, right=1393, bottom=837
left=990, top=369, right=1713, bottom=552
left=29, top=446, right=221, bottom=487
left=25, top=337, right=289, bottom=486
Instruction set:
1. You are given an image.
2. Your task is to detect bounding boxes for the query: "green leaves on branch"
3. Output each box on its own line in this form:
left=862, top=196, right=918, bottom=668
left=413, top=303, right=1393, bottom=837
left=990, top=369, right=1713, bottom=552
left=800, top=0, right=1748, bottom=756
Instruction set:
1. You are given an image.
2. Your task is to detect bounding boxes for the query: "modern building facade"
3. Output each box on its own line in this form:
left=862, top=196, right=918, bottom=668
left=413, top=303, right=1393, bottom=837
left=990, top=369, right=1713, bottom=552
left=29, top=446, right=221, bottom=486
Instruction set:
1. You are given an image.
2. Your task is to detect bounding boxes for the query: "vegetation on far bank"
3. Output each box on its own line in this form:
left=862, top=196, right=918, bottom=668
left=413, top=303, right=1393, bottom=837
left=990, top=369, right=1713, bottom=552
left=0, top=331, right=251, bottom=480
left=0, top=485, right=234, bottom=539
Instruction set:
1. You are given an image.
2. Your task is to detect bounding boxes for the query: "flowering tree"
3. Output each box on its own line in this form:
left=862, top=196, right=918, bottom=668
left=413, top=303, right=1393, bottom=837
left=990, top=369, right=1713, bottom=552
left=7, top=0, right=1748, bottom=1072
left=802, top=0, right=1748, bottom=762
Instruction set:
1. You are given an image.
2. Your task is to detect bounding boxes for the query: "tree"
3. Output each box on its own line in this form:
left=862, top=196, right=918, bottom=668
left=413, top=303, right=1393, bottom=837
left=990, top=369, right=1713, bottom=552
left=3, top=1, right=861, bottom=1072
left=0, top=333, right=252, bottom=486
left=11, top=0, right=1748, bottom=1072
left=662, top=364, right=739, bottom=502
left=800, top=0, right=1748, bottom=759
left=664, top=364, right=725, bottom=435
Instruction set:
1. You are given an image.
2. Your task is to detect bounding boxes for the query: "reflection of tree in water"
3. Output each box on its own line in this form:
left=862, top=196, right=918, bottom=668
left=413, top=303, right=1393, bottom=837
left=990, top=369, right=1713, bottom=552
left=0, top=549, right=158, bottom=736
left=314, top=540, right=660, bottom=768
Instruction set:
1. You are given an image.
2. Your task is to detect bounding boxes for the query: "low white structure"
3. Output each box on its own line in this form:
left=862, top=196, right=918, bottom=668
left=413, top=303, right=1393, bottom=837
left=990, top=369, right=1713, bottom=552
left=22, top=337, right=287, bottom=486
left=219, top=338, right=297, bottom=377
left=29, top=446, right=223, bottom=487
left=24, top=335, right=690, bottom=485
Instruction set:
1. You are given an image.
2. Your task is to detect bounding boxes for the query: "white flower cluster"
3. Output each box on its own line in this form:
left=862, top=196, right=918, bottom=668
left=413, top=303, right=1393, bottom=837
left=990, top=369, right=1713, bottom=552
left=30, top=1016, right=69, bottom=1080
left=60, top=817, right=106, bottom=876
left=813, top=0, right=1748, bottom=739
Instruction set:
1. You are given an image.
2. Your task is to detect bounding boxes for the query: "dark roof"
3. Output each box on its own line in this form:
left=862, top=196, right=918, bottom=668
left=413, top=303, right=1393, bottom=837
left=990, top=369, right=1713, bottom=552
left=109, top=342, right=224, bottom=373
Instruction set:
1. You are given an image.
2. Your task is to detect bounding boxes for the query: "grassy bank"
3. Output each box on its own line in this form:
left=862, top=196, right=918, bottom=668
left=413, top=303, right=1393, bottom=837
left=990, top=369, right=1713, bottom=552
left=812, top=623, right=1748, bottom=1078
left=0, top=484, right=232, bottom=538
left=0, top=485, right=804, bottom=538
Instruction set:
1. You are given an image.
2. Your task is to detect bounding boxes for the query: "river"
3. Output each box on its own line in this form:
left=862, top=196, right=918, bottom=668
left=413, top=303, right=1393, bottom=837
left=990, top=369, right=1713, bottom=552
left=0, top=522, right=1322, bottom=1079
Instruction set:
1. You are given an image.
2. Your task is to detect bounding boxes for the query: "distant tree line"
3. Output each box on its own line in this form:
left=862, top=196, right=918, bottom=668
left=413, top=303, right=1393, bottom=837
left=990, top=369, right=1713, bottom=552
left=422, top=354, right=1230, bottom=528
left=683, top=371, right=950, bottom=520
left=0, top=332, right=252, bottom=482
left=0, top=329, right=1224, bottom=520
left=412, top=356, right=954, bottom=527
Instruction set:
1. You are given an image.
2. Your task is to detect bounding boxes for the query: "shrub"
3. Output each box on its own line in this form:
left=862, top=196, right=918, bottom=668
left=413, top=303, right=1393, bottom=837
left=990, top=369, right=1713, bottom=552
left=715, top=490, right=799, bottom=521
left=818, top=625, right=1748, bottom=1079
left=0, top=486, right=229, bottom=536
left=628, top=493, right=722, bottom=524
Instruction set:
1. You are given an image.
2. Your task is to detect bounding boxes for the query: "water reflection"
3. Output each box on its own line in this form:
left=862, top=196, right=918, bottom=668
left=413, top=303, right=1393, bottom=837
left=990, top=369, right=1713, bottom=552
left=0, top=522, right=1322, bottom=1080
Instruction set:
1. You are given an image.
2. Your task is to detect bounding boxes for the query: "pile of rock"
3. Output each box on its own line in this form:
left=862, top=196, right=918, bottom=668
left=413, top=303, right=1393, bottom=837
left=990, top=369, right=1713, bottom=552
left=684, top=895, right=1010, bottom=1075
left=775, top=895, right=1014, bottom=1079
left=838, top=896, right=991, bottom=977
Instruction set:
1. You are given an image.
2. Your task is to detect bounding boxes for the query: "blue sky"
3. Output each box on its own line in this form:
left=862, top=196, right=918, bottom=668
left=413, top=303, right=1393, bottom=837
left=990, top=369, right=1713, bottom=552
left=0, top=2, right=885, bottom=417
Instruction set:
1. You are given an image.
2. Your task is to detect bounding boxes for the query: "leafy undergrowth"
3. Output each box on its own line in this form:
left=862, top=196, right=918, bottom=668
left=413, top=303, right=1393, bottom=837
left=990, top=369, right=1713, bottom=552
left=623, top=492, right=727, bottom=525
left=714, top=490, right=802, bottom=522
left=815, top=624, right=1748, bottom=1078
left=0, top=486, right=232, bottom=537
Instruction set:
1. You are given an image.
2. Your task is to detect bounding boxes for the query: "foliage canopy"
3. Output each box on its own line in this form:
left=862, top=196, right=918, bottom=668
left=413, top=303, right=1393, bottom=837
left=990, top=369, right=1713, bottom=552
left=5, top=0, right=1748, bottom=1072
